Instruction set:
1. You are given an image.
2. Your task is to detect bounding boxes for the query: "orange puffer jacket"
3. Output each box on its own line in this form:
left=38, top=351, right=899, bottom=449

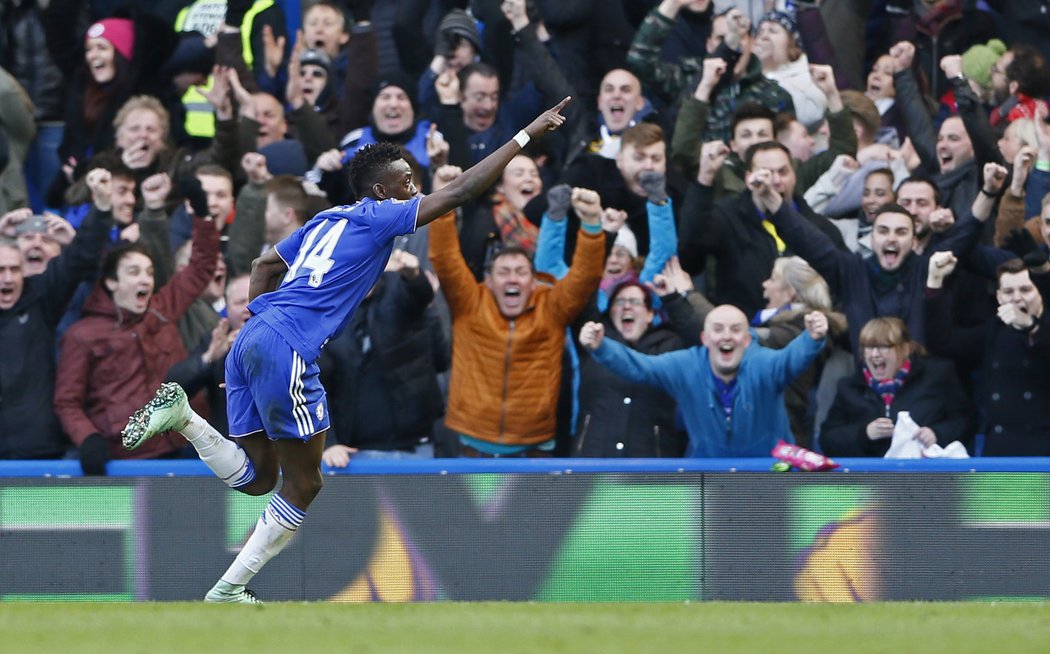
left=430, top=212, right=604, bottom=446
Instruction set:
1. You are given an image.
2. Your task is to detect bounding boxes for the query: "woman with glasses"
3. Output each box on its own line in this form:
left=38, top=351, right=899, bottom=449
left=819, top=316, right=973, bottom=457
left=571, top=280, right=691, bottom=457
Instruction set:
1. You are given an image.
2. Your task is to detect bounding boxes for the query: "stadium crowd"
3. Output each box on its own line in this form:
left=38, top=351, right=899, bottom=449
left=1, top=0, right=1049, bottom=473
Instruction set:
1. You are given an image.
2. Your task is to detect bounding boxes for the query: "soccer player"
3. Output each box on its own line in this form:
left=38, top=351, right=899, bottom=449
left=120, top=97, right=573, bottom=603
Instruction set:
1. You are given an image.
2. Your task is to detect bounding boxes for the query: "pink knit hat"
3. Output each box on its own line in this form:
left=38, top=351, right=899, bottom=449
left=86, top=19, right=135, bottom=61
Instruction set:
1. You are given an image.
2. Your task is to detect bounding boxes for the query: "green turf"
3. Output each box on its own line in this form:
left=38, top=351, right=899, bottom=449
left=2, top=602, right=1049, bottom=653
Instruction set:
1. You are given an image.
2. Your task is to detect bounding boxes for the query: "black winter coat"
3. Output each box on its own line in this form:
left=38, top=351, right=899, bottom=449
left=767, top=201, right=984, bottom=355
left=820, top=356, right=974, bottom=457
left=573, top=322, right=686, bottom=458
left=0, top=207, right=112, bottom=458
left=318, top=271, right=446, bottom=451
left=925, top=277, right=1050, bottom=456
left=678, top=186, right=846, bottom=319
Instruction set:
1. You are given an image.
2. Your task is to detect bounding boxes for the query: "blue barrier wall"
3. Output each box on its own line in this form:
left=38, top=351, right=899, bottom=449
left=0, top=459, right=1047, bottom=602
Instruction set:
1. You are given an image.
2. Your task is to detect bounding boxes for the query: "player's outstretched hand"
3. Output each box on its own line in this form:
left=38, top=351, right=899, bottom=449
left=524, top=97, right=571, bottom=139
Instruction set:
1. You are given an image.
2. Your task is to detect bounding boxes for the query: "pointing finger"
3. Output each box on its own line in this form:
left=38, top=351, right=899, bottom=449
left=552, top=96, right=572, bottom=113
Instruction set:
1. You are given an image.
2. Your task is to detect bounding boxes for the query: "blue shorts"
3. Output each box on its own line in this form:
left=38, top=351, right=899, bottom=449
left=225, top=318, right=330, bottom=441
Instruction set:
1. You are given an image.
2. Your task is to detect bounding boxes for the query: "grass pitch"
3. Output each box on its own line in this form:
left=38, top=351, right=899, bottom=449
left=2, top=602, right=1048, bottom=653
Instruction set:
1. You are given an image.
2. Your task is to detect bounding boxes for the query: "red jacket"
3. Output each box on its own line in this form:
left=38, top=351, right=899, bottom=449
left=54, top=216, right=220, bottom=459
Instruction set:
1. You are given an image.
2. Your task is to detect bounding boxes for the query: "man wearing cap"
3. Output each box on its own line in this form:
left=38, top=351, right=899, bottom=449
left=426, top=5, right=577, bottom=168
left=0, top=172, right=114, bottom=461
left=337, top=72, right=434, bottom=170
left=416, top=8, right=483, bottom=118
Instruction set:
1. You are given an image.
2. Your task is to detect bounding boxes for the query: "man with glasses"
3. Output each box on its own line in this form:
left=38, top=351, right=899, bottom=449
left=988, top=44, right=1050, bottom=127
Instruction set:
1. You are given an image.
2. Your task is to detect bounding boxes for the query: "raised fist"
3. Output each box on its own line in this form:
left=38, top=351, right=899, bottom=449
left=86, top=168, right=113, bottom=211
left=579, top=321, right=605, bottom=350
left=889, top=41, right=915, bottom=73
left=570, top=187, right=602, bottom=225
left=804, top=311, right=828, bottom=340
left=432, top=164, right=462, bottom=192
left=698, top=140, right=730, bottom=185
left=926, top=251, right=958, bottom=288
left=141, top=173, right=172, bottom=210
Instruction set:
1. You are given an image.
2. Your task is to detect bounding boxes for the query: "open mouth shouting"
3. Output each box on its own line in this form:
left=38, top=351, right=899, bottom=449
left=502, top=285, right=522, bottom=309
left=25, top=248, right=44, bottom=266
left=517, top=181, right=538, bottom=203
left=880, top=243, right=901, bottom=269
left=0, top=283, right=16, bottom=306
left=868, top=353, right=889, bottom=378
left=134, top=287, right=151, bottom=309
left=715, top=341, right=737, bottom=364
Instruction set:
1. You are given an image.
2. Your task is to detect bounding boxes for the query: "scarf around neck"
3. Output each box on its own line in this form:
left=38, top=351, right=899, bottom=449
left=863, top=356, right=912, bottom=416
left=491, top=192, right=538, bottom=255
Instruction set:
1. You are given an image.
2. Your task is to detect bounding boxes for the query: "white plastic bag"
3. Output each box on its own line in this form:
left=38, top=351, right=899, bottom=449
left=884, top=411, right=923, bottom=459
left=884, top=410, right=970, bottom=458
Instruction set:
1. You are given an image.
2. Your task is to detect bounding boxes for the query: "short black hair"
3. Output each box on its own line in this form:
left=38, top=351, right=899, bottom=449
left=743, top=140, right=791, bottom=169
left=897, top=175, right=941, bottom=205
left=100, top=242, right=153, bottom=292
left=347, top=142, right=404, bottom=199
left=1007, top=45, right=1050, bottom=99
left=458, top=61, right=499, bottom=92
left=996, top=257, right=1028, bottom=283
left=730, top=102, right=777, bottom=140
left=872, top=203, right=916, bottom=229
left=864, top=167, right=894, bottom=187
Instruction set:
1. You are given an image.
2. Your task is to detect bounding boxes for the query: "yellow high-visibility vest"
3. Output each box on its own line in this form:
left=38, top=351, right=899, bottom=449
left=175, top=0, right=275, bottom=138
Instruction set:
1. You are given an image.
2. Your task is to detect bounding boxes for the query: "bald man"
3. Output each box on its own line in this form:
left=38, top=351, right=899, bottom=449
left=579, top=305, right=828, bottom=456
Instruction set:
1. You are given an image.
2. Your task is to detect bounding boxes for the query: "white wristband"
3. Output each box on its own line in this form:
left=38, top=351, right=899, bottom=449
left=513, top=130, right=531, bottom=149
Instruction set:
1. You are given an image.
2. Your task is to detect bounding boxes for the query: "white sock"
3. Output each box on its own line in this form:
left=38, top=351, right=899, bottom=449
left=182, top=413, right=255, bottom=489
left=221, top=494, right=305, bottom=586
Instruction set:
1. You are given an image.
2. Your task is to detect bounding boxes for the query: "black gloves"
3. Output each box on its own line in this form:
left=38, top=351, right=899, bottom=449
left=180, top=175, right=210, bottom=219
left=546, top=184, right=572, bottom=221
left=1004, top=228, right=1049, bottom=269
left=80, top=434, right=110, bottom=476
left=639, top=171, right=668, bottom=205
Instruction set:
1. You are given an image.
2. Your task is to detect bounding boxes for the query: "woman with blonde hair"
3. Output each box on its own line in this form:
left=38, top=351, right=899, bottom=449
left=820, top=317, right=973, bottom=457
left=753, top=256, right=844, bottom=448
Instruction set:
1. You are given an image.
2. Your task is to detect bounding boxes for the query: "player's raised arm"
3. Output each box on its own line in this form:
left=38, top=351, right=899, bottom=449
left=415, top=97, right=571, bottom=227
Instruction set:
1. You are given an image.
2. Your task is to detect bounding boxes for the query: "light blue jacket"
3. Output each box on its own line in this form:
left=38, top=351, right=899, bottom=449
left=535, top=199, right=678, bottom=312
left=591, top=331, right=825, bottom=457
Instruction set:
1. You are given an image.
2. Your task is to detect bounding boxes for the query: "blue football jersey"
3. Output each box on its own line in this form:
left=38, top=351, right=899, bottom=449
left=248, top=196, right=420, bottom=361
